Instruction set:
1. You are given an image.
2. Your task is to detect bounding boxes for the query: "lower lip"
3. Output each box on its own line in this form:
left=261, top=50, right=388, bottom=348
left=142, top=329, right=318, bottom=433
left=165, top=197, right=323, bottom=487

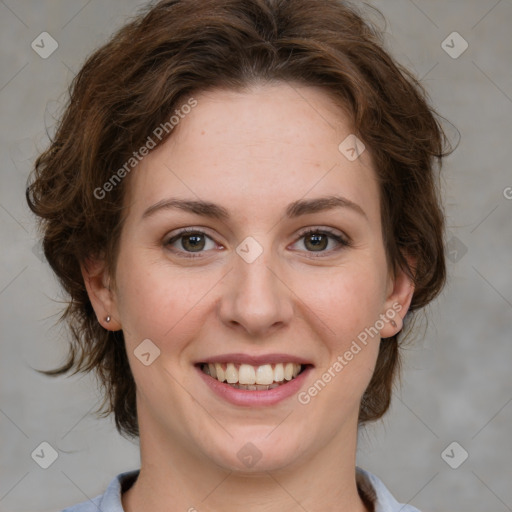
left=196, top=365, right=313, bottom=406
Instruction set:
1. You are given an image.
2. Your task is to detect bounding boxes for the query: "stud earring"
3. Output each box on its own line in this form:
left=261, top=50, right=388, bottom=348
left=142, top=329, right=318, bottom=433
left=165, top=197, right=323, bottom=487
left=106, top=316, right=111, bottom=323
left=390, top=320, right=397, bottom=328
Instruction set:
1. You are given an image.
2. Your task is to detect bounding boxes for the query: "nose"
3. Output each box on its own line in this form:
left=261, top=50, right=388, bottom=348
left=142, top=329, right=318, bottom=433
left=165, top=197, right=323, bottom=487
left=218, top=245, right=294, bottom=338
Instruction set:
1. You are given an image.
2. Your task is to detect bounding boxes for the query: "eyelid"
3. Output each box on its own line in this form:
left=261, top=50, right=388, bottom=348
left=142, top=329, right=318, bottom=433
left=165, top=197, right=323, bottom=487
left=294, top=226, right=351, bottom=244
left=289, top=227, right=352, bottom=257
left=164, top=227, right=221, bottom=257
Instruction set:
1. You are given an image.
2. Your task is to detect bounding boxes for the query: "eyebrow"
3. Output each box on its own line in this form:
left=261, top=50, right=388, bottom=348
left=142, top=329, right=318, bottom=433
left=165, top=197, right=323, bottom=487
left=141, top=194, right=367, bottom=221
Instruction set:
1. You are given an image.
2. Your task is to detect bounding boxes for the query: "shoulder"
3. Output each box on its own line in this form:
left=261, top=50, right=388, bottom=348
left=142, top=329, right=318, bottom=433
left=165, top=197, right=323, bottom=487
left=61, top=495, right=102, bottom=512
left=60, top=469, right=140, bottom=512
left=356, top=467, right=422, bottom=512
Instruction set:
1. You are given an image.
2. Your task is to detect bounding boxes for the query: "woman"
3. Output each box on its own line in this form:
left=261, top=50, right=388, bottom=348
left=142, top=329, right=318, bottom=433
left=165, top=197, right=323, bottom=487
left=26, top=0, right=451, bottom=510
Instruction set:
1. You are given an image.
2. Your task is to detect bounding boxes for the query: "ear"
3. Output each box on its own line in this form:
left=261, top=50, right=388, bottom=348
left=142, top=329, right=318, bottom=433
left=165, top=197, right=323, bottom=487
left=80, top=257, right=122, bottom=331
left=379, top=254, right=416, bottom=339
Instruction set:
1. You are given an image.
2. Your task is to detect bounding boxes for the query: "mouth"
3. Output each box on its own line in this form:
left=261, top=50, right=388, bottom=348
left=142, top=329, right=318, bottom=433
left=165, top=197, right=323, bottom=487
left=196, top=362, right=310, bottom=391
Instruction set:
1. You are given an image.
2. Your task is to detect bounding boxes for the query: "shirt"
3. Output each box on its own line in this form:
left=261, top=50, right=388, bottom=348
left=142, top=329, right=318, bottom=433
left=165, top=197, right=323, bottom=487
left=61, top=466, right=421, bottom=512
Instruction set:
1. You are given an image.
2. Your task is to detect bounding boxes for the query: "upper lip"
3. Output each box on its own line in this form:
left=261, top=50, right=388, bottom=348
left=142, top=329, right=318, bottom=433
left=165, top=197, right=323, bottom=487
left=196, top=353, right=313, bottom=366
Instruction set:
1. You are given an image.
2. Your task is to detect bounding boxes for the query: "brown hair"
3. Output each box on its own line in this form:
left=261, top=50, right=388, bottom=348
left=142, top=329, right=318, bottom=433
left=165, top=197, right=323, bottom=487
left=26, top=0, right=451, bottom=439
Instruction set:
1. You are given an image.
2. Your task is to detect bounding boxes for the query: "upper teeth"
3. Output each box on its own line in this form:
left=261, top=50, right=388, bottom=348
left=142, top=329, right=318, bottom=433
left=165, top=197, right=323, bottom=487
left=203, top=363, right=301, bottom=385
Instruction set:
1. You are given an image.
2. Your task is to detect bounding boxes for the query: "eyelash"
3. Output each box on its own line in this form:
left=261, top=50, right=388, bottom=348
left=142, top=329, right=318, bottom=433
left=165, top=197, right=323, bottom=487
left=164, top=227, right=351, bottom=259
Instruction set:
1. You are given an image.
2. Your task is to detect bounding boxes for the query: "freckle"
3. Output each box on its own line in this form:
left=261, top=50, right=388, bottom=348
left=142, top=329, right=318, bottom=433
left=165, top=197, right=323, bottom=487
left=201, top=130, right=205, bottom=135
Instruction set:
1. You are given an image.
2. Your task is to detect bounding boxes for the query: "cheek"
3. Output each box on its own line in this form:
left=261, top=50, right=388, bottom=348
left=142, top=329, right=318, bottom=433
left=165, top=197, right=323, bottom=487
left=298, top=262, right=387, bottom=342
left=298, top=269, right=383, bottom=413
left=293, top=260, right=385, bottom=401
left=114, top=231, right=388, bottom=354
left=114, top=247, right=220, bottom=353
left=114, top=250, right=181, bottom=341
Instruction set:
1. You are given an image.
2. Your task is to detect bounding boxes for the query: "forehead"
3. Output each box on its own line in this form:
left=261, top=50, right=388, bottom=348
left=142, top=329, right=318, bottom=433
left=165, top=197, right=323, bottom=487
left=124, top=83, right=380, bottom=227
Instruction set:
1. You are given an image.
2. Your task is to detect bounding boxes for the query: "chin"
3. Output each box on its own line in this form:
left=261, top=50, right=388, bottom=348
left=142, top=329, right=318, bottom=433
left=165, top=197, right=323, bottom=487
left=201, top=430, right=307, bottom=474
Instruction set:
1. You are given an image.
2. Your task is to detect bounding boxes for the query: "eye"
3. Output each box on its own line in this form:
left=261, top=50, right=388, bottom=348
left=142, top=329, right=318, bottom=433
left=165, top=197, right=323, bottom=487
left=164, top=227, right=351, bottom=259
left=291, top=228, right=351, bottom=256
left=164, top=228, right=219, bottom=258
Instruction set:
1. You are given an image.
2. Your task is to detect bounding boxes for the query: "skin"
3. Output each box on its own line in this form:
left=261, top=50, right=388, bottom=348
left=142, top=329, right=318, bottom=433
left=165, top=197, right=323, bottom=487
left=83, top=82, right=415, bottom=512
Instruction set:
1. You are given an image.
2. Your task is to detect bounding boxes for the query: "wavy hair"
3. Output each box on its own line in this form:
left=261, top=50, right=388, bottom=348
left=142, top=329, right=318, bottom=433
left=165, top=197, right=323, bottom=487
left=26, top=0, right=452, bottom=439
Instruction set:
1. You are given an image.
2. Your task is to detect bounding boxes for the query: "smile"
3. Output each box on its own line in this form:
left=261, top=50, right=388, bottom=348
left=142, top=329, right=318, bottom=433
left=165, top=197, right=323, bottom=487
left=195, top=353, right=313, bottom=405
left=200, top=362, right=304, bottom=390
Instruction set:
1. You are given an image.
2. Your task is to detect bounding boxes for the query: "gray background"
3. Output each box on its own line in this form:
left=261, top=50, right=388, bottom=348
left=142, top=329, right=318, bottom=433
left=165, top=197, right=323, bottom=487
left=1, top=1, right=511, bottom=511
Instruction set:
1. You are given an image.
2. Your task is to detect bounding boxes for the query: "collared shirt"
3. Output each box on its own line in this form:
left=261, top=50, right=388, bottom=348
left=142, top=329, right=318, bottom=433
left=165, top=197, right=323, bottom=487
left=61, top=467, right=421, bottom=512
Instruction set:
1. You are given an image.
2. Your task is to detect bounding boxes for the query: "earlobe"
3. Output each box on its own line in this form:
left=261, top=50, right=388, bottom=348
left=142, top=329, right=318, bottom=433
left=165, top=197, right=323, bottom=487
left=80, top=257, right=121, bottom=331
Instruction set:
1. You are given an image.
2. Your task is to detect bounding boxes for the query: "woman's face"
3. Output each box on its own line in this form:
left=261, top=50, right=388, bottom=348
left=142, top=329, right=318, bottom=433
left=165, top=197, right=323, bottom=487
left=96, top=83, right=412, bottom=472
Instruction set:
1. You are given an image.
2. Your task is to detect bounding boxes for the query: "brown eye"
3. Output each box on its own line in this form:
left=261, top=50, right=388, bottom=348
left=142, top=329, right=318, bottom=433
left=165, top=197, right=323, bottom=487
left=180, top=233, right=206, bottom=252
left=165, top=229, right=217, bottom=258
left=292, top=228, right=351, bottom=256
left=303, top=232, right=329, bottom=251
